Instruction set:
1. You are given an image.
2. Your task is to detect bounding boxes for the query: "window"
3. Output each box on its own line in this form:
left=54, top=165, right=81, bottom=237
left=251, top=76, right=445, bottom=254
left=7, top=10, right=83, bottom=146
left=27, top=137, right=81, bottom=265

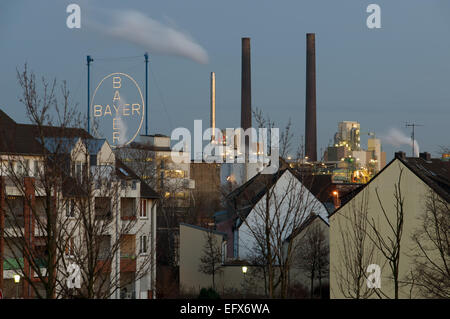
left=222, top=241, right=227, bottom=264
left=140, top=199, right=147, bottom=218
left=164, top=169, right=186, bottom=178
left=131, top=180, right=137, bottom=190
left=139, top=235, right=148, bottom=255
left=72, top=161, right=87, bottom=182
left=34, top=161, right=40, bottom=177
left=24, top=160, right=30, bottom=176
left=66, top=199, right=75, bottom=218
left=76, top=162, right=82, bottom=181
left=15, top=161, right=23, bottom=176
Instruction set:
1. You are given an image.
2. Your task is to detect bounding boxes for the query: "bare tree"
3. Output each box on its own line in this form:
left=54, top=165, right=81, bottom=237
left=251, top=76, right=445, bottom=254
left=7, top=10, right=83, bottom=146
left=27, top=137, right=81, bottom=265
left=115, top=145, right=195, bottom=298
left=410, top=190, right=450, bottom=298
left=224, top=108, right=323, bottom=299
left=0, top=65, right=154, bottom=299
left=333, top=188, right=377, bottom=299
left=198, top=230, right=223, bottom=290
left=367, top=165, right=406, bottom=299
left=295, top=219, right=329, bottom=298
left=253, top=107, right=293, bottom=159
left=236, top=168, right=323, bottom=298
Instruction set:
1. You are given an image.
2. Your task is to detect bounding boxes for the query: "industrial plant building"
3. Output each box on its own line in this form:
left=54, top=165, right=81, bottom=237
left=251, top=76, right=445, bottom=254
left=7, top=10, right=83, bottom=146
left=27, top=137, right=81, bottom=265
left=322, top=121, right=387, bottom=184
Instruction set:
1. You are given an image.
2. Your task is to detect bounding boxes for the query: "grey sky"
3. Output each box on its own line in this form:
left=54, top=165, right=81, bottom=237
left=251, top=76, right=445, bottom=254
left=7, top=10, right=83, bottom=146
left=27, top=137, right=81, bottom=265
left=0, top=0, right=449, bottom=159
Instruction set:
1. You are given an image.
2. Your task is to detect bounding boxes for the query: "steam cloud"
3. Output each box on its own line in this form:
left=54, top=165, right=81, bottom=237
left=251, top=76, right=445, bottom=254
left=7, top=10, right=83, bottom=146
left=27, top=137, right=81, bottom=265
left=383, top=128, right=419, bottom=157
left=95, top=10, right=209, bottom=64
left=116, top=96, right=128, bottom=146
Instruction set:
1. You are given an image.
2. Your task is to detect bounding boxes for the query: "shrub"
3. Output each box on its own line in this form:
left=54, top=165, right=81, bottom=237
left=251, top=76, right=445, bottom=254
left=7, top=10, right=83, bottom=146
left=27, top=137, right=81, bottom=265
left=198, top=287, right=220, bottom=299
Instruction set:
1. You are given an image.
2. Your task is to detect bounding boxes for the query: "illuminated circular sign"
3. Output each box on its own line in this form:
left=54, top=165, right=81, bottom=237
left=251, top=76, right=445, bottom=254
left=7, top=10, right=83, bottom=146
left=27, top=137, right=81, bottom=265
left=90, top=72, right=144, bottom=148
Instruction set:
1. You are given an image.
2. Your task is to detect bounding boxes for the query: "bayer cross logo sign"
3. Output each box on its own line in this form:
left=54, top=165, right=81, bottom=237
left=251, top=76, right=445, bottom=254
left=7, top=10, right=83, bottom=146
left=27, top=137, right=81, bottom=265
left=91, top=72, right=145, bottom=147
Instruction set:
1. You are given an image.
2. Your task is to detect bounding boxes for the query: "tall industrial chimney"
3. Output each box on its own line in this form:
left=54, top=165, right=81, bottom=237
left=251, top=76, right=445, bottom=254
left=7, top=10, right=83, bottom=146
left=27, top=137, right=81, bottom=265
left=241, top=37, right=252, bottom=131
left=305, top=33, right=317, bottom=162
left=211, top=72, right=216, bottom=142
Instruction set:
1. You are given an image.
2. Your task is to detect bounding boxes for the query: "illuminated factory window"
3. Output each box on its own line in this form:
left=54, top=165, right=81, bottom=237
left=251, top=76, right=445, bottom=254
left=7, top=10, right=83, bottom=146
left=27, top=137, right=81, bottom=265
left=164, top=169, right=186, bottom=178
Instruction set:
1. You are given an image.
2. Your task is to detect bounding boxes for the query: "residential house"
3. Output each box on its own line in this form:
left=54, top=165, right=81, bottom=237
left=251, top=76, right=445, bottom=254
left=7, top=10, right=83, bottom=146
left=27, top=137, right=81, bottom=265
left=329, top=151, right=450, bottom=299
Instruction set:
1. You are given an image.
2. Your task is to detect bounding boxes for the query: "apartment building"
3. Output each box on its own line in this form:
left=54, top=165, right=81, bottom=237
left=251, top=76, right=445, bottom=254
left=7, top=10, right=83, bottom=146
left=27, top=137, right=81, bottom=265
left=0, top=109, right=158, bottom=299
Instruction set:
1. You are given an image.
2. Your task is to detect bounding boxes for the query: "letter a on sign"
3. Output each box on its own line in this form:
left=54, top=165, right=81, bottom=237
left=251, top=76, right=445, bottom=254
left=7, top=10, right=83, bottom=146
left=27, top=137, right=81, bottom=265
left=66, top=4, right=81, bottom=29
left=366, top=4, right=381, bottom=29
left=366, top=264, right=381, bottom=288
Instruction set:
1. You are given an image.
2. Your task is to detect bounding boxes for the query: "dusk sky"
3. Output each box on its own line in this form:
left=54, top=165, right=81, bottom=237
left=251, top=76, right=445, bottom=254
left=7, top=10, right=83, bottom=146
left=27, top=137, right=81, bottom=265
left=1, top=0, right=449, bottom=160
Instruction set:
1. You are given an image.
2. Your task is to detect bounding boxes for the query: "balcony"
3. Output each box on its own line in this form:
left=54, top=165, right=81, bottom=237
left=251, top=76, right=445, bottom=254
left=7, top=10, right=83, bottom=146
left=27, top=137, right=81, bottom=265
left=120, top=198, right=136, bottom=221
left=3, top=257, right=47, bottom=270
left=120, top=234, right=136, bottom=272
left=5, top=197, right=24, bottom=228
left=95, top=197, right=112, bottom=220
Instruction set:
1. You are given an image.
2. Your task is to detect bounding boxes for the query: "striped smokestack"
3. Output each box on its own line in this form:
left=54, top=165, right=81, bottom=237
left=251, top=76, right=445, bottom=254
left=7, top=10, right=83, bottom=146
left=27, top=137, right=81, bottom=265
left=241, top=37, right=251, bottom=131
left=305, top=33, right=317, bottom=161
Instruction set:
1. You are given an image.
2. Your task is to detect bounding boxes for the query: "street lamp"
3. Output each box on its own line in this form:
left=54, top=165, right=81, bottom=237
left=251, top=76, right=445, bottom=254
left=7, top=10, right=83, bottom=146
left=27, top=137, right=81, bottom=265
left=13, top=274, right=20, bottom=299
left=241, top=266, right=248, bottom=298
left=332, top=190, right=340, bottom=209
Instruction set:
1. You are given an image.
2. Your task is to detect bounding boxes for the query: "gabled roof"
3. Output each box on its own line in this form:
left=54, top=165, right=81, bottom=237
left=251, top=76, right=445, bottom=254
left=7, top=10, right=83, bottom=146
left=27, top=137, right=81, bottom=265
left=0, top=108, right=92, bottom=156
left=140, top=180, right=159, bottom=199
left=225, top=160, right=330, bottom=223
left=399, top=156, right=450, bottom=203
left=330, top=153, right=450, bottom=218
left=225, top=166, right=286, bottom=219
left=115, top=158, right=159, bottom=199
left=85, top=139, right=107, bottom=155
left=285, top=213, right=329, bottom=242
left=42, top=137, right=81, bottom=154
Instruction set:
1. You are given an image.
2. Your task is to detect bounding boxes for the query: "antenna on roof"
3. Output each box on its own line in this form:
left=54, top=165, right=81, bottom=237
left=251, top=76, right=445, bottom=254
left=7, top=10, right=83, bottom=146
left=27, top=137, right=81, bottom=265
left=405, top=122, right=423, bottom=157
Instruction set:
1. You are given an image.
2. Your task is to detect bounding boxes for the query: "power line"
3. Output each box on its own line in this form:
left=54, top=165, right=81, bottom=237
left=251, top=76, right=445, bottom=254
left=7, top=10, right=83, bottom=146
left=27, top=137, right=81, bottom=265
left=149, top=66, right=173, bottom=129
left=94, top=55, right=142, bottom=61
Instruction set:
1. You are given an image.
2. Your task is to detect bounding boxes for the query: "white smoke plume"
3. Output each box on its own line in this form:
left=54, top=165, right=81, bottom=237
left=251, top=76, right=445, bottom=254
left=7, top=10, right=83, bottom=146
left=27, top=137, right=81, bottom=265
left=383, top=128, right=420, bottom=157
left=93, top=10, right=209, bottom=64
left=116, top=96, right=128, bottom=146
left=116, top=115, right=128, bottom=146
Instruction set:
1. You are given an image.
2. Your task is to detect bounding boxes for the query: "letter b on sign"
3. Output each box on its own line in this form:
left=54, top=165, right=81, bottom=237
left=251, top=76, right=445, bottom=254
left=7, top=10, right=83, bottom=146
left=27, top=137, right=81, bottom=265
left=366, top=264, right=381, bottom=288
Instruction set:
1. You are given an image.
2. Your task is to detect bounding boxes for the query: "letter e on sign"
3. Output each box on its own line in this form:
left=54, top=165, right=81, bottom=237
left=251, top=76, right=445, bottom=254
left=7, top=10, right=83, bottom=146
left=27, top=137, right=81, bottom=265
left=66, top=4, right=81, bottom=29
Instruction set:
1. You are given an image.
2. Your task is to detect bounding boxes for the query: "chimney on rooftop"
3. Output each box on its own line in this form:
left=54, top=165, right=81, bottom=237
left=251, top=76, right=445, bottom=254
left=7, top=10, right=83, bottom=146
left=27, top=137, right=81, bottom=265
left=395, top=151, right=406, bottom=160
left=305, top=33, right=317, bottom=162
left=419, top=152, right=431, bottom=161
